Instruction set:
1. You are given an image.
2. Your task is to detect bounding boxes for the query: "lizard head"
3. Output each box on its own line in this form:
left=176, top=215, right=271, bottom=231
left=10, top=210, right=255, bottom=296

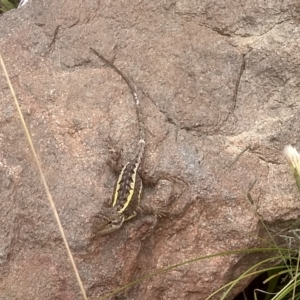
left=91, top=208, right=125, bottom=236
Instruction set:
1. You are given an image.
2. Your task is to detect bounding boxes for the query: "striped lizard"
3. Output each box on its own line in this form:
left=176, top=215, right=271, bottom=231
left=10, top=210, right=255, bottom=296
left=90, top=48, right=146, bottom=236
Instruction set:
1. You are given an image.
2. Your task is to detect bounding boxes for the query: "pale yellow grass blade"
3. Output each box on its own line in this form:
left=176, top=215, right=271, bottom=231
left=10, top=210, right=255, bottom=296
left=0, top=53, right=88, bottom=300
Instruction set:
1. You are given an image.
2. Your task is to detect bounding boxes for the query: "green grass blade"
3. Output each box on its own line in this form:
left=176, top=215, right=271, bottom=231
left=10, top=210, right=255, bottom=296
left=1, top=0, right=15, bottom=9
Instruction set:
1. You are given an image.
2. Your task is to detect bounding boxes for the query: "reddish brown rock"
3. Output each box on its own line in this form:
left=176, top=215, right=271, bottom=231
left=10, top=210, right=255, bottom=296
left=0, top=1, right=300, bottom=299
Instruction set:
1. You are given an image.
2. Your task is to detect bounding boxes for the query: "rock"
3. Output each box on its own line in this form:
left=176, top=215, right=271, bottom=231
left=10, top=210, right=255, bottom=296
left=0, top=0, right=299, bottom=299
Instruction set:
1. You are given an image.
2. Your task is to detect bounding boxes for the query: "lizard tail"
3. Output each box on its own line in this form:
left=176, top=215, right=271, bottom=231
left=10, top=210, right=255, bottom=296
left=133, top=91, right=145, bottom=142
left=90, top=47, right=145, bottom=142
left=136, top=139, right=145, bottom=164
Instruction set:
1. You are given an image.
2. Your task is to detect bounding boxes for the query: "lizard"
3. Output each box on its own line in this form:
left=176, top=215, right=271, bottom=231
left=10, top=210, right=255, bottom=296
left=90, top=47, right=146, bottom=236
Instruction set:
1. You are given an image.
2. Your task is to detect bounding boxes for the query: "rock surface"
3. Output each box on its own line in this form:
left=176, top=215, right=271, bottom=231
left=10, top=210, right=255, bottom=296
left=0, top=1, right=300, bottom=299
